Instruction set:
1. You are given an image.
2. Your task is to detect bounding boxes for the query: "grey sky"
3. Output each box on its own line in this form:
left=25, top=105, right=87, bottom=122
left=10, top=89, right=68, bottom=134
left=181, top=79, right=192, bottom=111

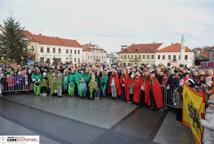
left=0, top=0, right=214, bottom=52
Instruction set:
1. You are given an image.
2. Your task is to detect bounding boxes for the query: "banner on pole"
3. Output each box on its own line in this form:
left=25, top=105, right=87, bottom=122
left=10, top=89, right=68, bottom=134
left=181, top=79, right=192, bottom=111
left=182, top=85, right=205, bottom=144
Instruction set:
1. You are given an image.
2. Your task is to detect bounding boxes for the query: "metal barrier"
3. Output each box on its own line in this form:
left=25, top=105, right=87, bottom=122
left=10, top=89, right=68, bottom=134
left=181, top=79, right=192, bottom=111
left=160, top=86, right=177, bottom=112
left=1, top=75, right=32, bottom=93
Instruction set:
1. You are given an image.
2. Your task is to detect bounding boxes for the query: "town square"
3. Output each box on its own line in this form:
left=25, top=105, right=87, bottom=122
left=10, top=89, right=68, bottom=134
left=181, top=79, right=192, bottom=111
left=0, top=0, right=214, bottom=144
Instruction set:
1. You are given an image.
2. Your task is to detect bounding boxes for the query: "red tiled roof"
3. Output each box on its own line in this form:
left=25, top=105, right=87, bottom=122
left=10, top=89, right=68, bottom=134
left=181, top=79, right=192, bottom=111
left=158, top=43, right=191, bottom=52
left=119, top=43, right=162, bottom=53
left=201, top=51, right=209, bottom=58
left=23, top=31, right=82, bottom=48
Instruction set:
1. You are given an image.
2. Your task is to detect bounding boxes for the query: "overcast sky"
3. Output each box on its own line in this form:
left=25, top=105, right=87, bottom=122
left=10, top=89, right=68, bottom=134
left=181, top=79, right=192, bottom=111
left=0, top=0, right=214, bottom=52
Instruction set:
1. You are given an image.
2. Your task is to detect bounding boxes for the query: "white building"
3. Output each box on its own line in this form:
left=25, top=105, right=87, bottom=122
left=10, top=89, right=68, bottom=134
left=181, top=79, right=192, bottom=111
left=118, top=43, right=162, bottom=65
left=106, top=52, right=118, bottom=64
left=155, top=43, right=195, bottom=67
left=82, top=43, right=107, bottom=63
left=23, top=31, right=83, bottom=64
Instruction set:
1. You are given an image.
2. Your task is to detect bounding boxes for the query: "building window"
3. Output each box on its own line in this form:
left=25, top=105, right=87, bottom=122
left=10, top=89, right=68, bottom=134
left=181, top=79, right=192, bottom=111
left=40, top=47, right=44, bottom=53
left=143, top=55, right=145, bottom=59
left=78, top=50, right=80, bottom=54
left=66, top=49, right=68, bottom=54
left=124, top=55, right=126, bottom=59
left=58, top=48, right=61, bottom=54
left=74, top=50, right=76, bottom=54
left=151, top=55, right=154, bottom=59
left=70, top=49, right=72, bottom=54
left=121, top=55, right=123, bottom=59
left=173, top=55, right=176, bottom=61
left=162, top=55, right=165, bottom=60
left=53, top=48, right=56, bottom=53
left=40, top=57, right=44, bottom=63
left=47, top=47, right=50, bottom=53
left=185, top=55, right=188, bottom=60
left=128, top=55, right=129, bottom=59
left=74, top=58, right=76, bottom=63
left=147, top=55, right=149, bottom=59
left=168, top=55, right=171, bottom=60
left=139, top=55, right=141, bottom=59
left=78, top=58, right=80, bottom=63
left=131, top=55, right=133, bottom=59
left=158, top=55, right=160, bottom=59
left=135, top=55, right=137, bottom=59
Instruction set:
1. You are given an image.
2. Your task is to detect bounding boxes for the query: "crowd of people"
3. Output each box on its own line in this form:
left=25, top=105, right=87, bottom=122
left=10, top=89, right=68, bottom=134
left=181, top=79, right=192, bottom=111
left=0, top=63, right=213, bottom=107
left=0, top=62, right=214, bottom=143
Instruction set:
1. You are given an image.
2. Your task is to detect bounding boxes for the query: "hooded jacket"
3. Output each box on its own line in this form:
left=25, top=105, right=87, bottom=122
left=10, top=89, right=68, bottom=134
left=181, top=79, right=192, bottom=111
left=201, top=100, right=214, bottom=144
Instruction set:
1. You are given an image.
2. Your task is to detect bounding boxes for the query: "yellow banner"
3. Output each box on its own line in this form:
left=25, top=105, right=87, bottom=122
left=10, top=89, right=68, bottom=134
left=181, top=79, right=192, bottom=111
left=182, top=85, right=205, bottom=144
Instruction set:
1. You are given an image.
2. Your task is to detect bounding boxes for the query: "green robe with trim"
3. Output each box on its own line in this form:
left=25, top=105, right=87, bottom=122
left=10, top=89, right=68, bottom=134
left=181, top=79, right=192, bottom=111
left=68, top=83, right=75, bottom=96
left=31, top=73, right=42, bottom=96
left=63, top=75, right=69, bottom=92
left=101, top=74, right=108, bottom=90
left=50, top=76, right=58, bottom=95
left=57, top=76, right=63, bottom=96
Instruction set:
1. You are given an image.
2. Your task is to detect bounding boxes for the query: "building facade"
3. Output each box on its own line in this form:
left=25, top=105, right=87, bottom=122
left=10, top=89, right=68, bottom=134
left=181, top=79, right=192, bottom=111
left=82, top=43, right=107, bottom=63
left=118, top=43, right=162, bottom=65
left=209, top=47, right=214, bottom=61
left=106, top=52, right=118, bottom=64
left=155, top=43, right=195, bottom=67
left=24, top=31, right=83, bottom=64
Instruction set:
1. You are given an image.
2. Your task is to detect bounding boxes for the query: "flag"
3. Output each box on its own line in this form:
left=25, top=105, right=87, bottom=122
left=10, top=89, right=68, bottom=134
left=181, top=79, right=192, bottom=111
left=182, top=85, right=205, bottom=144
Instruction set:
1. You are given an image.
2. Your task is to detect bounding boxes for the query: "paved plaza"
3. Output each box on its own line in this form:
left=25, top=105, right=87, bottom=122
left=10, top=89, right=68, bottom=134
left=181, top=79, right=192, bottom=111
left=0, top=94, right=194, bottom=144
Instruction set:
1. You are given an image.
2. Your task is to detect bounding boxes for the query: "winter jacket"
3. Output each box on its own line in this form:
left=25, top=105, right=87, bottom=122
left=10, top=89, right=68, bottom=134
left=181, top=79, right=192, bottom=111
left=201, top=100, right=214, bottom=144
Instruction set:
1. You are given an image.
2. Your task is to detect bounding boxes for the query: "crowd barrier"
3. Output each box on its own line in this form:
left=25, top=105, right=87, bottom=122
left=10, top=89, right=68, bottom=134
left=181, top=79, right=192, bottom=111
left=1, top=75, right=32, bottom=93
left=160, top=86, right=177, bottom=112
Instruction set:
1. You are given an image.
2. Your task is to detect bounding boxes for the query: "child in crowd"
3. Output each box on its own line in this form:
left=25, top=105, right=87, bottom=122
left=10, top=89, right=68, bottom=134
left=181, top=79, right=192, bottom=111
left=88, top=75, right=98, bottom=100
left=40, top=72, right=48, bottom=96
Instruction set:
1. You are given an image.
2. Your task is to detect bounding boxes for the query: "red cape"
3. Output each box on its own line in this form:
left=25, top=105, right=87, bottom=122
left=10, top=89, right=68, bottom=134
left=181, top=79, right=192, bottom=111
left=145, top=78, right=163, bottom=109
left=133, top=78, right=143, bottom=103
left=120, top=74, right=131, bottom=102
left=108, top=74, right=121, bottom=96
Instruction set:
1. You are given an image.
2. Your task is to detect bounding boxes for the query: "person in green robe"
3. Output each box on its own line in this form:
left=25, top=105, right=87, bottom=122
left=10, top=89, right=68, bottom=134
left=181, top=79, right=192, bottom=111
left=75, top=69, right=84, bottom=96
left=78, top=77, right=87, bottom=98
left=68, top=82, right=75, bottom=97
left=40, top=72, right=48, bottom=96
left=63, top=70, right=69, bottom=94
left=31, top=68, right=42, bottom=96
left=67, top=69, right=76, bottom=96
left=101, top=70, right=108, bottom=98
left=56, top=72, right=63, bottom=97
left=83, top=68, right=91, bottom=98
left=49, top=72, right=58, bottom=96
left=88, top=74, right=98, bottom=100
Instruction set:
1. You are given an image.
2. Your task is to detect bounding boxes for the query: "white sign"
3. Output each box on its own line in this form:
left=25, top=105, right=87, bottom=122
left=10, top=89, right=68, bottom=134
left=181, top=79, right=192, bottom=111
left=0, top=136, right=39, bottom=144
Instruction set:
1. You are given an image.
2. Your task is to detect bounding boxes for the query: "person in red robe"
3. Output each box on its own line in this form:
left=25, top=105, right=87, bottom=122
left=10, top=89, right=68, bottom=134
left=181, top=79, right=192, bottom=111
left=108, top=70, right=121, bottom=98
left=133, top=71, right=143, bottom=104
left=120, top=69, right=130, bottom=102
left=145, top=71, right=163, bottom=110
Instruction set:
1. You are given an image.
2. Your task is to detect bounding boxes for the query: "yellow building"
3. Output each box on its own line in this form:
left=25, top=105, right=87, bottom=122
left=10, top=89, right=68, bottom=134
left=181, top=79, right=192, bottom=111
left=118, top=43, right=162, bottom=65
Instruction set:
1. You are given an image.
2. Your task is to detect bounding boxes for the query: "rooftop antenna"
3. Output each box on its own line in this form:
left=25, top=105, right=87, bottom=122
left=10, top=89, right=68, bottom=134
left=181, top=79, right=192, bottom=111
left=181, top=34, right=185, bottom=46
left=180, top=34, right=185, bottom=62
